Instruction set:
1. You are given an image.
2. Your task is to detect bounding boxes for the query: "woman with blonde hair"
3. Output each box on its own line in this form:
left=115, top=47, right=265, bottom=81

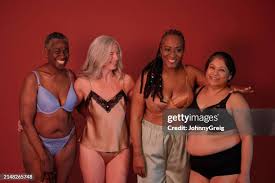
left=74, top=35, right=135, bottom=183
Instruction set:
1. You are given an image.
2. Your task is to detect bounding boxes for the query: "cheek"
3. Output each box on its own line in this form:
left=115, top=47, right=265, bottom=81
left=176, top=52, right=183, bottom=58
left=220, top=72, right=229, bottom=79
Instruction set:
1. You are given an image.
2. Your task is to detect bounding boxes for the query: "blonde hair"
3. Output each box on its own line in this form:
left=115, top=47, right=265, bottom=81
left=79, top=35, right=123, bottom=79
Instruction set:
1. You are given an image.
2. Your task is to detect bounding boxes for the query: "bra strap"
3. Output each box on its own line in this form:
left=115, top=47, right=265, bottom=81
left=219, top=93, right=232, bottom=107
left=195, top=86, right=205, bottom=98
left=32, top=71, right=41, bottom=86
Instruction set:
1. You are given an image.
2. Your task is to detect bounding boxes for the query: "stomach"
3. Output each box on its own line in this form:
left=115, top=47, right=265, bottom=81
left=187, top=134, right=241, bottom=156
left=34, top=109, right=74, bottom=138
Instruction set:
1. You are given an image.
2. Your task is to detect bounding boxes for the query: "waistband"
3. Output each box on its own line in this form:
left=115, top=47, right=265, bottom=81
left=190, top=142, right=241, bottom=159
left=39, top=127, right=75, bottom=142
left=142, top=119, right=163, bottom=131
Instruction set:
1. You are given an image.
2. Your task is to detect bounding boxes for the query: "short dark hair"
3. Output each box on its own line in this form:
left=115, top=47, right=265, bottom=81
left=44, top=32, right=68, bottom=48
left=205, top=51, right=236, bottom=81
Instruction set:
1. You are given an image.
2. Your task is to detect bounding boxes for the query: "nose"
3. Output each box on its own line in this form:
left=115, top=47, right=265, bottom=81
left=59, top=51, right=68, bottom=60
left=168, top=49, right=177, bottom=59
left=212, top=69, right=219, bottom=76
left=113, top=53, right=119, bottom=61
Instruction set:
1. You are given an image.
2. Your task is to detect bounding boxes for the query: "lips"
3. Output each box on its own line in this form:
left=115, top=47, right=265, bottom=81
left=168, top=59, right=176, bottom=63
left=209, top=76, right=220, bottom=81
left=57, top=60, right=65, bottom=65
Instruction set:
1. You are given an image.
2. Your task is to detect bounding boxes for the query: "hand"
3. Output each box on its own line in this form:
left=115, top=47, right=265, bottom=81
left=230, top=86, right=254, bottom=94
left=236, top=173, right=250, bottom=183
left=133, top=153, right=146, bottom=177
left=17, top=120, right=23, bottom=132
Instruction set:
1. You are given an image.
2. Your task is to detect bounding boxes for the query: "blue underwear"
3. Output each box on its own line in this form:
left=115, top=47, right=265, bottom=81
left=39, top=127, right=75, bottom=155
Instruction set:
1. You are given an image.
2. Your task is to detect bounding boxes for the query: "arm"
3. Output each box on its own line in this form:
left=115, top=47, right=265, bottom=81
left=130, top=75, right=146, bottom=177
left=189, top=65, right=254, bottom=94
left=191, top=65, right=207, bottom=87
left=74, top=78, right=86, bottom=115
left=19, top=73, right=49, bottom=169
left=230, top=93, right=253, bottom=182
left=123, top=73, right=135, bottom=100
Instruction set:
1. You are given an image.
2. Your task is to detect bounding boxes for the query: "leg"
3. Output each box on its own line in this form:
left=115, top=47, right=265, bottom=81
left=137, top=120, right=166, bottom=183
left=105, top=148, right=130, bottom=183
left=166, top=134, right=190, bottom=183
left=54, top=134, right=77, bottom=183
left=210, top=174, right=238, bottom=183
left=189, top=170, right=209, bottom=183
left=79, top=144, right=105, bottom=183
left=19, top=131, right=46, bottom=182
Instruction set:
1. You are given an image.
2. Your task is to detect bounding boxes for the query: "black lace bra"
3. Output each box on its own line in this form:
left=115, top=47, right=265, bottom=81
left=85, top=90, right=128, bottom=112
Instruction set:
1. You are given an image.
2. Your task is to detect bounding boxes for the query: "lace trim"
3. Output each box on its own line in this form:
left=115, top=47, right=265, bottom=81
left=85, top=90, right=127, bottom=112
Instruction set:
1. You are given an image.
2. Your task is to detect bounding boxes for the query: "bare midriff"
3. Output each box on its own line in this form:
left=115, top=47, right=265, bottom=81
left=34, top=109, right=74, bottom=138
left=187, top=134, right=241, bottom=156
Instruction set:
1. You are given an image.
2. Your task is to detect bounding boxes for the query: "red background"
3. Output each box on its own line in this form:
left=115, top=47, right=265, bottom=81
left=1, top=0, right=274, bottom=182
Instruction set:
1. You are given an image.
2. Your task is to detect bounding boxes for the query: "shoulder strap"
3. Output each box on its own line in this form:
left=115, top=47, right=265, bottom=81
left=195, top=86, right=204, bottom=98
left=32, top=71, right=41, bottom=86
left=219, top=93, right=232, bottom=106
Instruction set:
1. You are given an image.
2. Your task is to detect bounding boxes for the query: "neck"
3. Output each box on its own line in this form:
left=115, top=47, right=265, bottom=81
left=45, top=63, right=63, bottom=75
left=101, top=68, right=114, bottom=82
left=163, top=63, right=183, bottom=75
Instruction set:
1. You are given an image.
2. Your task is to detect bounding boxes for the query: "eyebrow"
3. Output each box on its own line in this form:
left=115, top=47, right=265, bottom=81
left=209, top=63, right=226, bottom=69
left=163, top=45, right=182, bottom=48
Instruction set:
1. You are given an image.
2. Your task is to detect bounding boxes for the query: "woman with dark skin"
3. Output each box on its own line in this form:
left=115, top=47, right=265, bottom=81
left=131, top=29, right=205, bottom=183
left=19, top=32, right=77, bottom=183
left=130, top=29, right=252, bottom=183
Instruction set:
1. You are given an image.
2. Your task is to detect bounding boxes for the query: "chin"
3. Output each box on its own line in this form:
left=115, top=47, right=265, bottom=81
left=56, top=64, right=66, bottom=70
left=208, top=80, right=227, bottom=87
left=165, top=62, right=180, bottom=69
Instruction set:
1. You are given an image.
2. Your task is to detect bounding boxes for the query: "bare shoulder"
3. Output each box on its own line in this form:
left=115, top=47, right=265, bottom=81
left=74, top=76, right=90, bottom=90
left=185, top=65, right=203, bottom=75
left=122, top=73, right=135, bottom=93
left=228, top=92, right=250, bottom=109
left=23, top=72, right=38, bottom=88
left=123, top=73, right=135, bottom=86
left=20, top=72, right=38, bottom=99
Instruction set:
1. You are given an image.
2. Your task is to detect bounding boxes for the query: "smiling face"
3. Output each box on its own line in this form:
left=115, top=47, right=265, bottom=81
left=46, top=38, right=69, bottom=70
left=102, top=43, right=120, bottom=71
left=160, top=35, right=184, bottom=69
left=206, top=57, right=232, bottom=87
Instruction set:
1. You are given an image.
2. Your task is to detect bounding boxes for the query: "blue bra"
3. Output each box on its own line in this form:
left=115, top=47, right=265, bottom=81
left=33, top=71, right=78, bottom=114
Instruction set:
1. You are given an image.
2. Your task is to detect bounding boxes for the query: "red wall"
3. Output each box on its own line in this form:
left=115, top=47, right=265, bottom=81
left=1, top=0, right=274, bottom=182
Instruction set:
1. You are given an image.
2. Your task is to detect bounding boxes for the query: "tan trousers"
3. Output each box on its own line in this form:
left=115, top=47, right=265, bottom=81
left=137, top=119, right=190, bottom=183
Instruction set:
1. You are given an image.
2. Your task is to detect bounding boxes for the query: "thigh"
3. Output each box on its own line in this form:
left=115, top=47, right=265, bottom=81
left=138, top=122, right=166, bottom=183
left=210, top=174, right=238, bottom=183
left=106, top=148, right=130, bottom=183
left=19, top=131, right=43, bottom=182
left=189, top=170, right=209, bottom=183
left=166, top=134, right=190, bottom=183
left=79, top=144, right=105, bottom=183
left=54, top=134, right=77, bottom=183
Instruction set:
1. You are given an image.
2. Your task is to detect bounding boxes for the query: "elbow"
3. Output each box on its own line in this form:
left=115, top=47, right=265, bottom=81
left=20, top=119, right=33, bottom=130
